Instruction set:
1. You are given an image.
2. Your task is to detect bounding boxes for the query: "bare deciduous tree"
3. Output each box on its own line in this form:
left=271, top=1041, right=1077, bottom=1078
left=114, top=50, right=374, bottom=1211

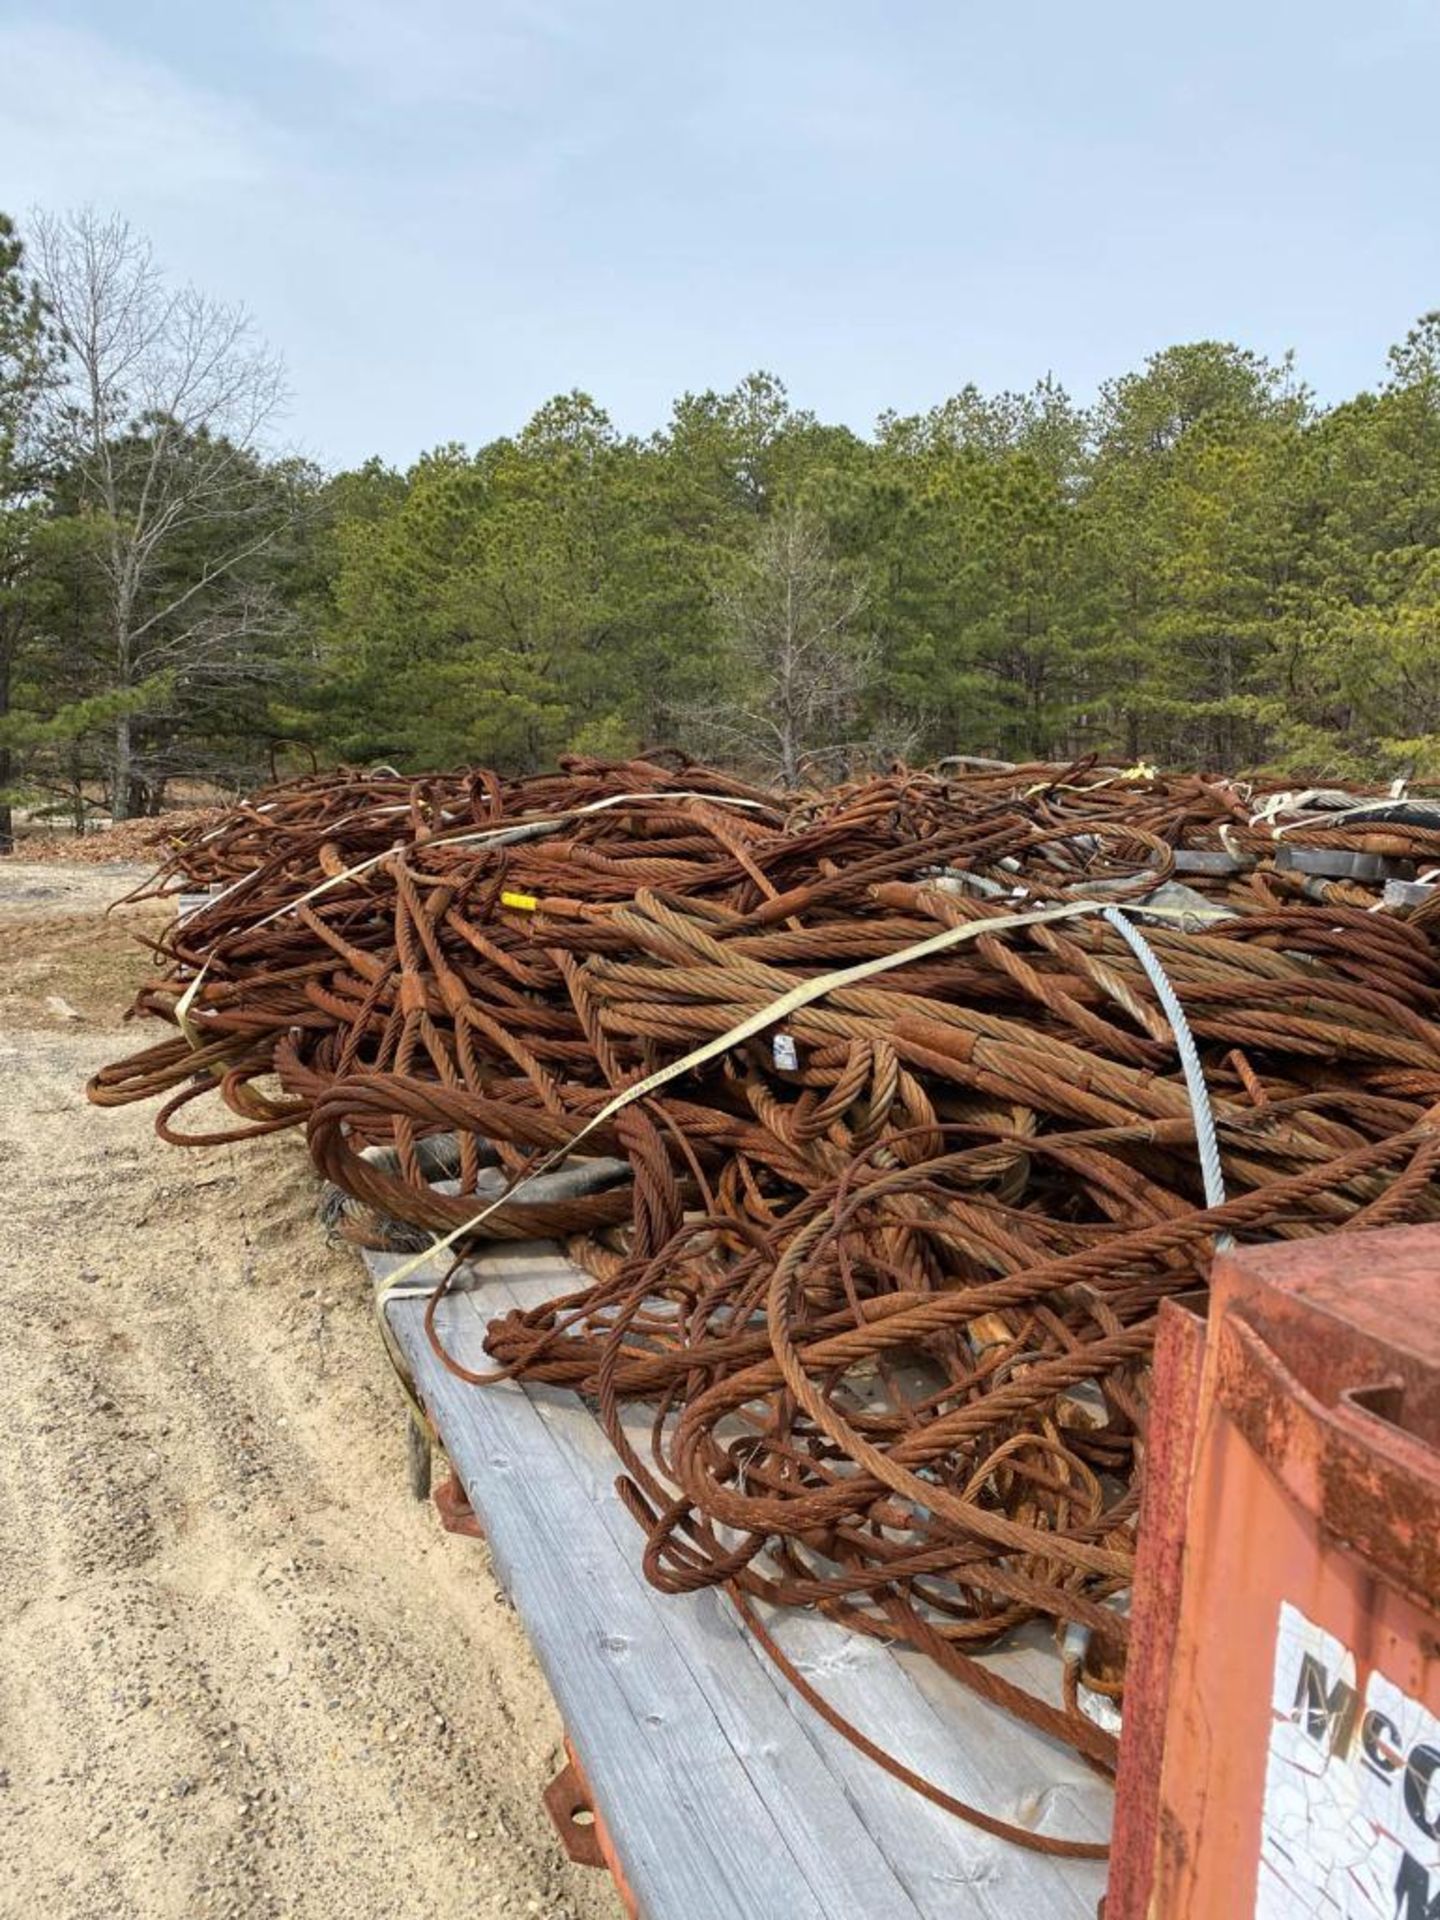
left=696, top=506, right=874, bottom=785
left=31, top=209, right=288, bottom=816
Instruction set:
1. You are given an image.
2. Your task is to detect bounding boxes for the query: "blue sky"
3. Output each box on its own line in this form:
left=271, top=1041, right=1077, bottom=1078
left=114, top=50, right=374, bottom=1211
left=2, top=1, right=1436, bottom=468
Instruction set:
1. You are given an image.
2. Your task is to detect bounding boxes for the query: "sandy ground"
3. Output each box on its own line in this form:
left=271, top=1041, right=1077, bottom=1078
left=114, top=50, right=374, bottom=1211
left=0, top=863, right=616, bottom=1920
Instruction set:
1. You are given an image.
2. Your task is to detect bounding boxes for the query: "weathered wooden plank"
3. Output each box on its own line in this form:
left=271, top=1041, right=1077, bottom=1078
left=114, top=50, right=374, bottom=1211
left=560, top=1380, right=1108, bottom=1915
left=741, top=1611, right=1110, bottom=1915
left=438, top=1271, right=998, bottom=1914
left=376, top=1250, right=923, bottom=1920
left=491, top=1299, right=1110, bottom=1917
left=376, top=1243, right=1112, bottom=1918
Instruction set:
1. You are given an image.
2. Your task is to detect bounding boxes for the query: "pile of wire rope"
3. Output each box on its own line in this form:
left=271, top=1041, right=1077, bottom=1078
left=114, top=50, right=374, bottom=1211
left=91, top=752, right=1440, bottom=1821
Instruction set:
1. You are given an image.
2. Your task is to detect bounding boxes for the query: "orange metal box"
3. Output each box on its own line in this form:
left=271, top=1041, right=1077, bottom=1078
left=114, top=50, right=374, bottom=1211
left=1110, top=1224, right=1440, bottom=1919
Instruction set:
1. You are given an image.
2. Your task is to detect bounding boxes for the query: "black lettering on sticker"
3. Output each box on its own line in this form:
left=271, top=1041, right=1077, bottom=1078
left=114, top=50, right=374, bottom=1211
left=1364, top=1708, right=1403, bottom=1779
left=1405, top=1746, right=1440, bottom=1842
left=1292, top=1651, right=1359, bottom=1758
left=1395, top=1849, right=1440, bottom=1920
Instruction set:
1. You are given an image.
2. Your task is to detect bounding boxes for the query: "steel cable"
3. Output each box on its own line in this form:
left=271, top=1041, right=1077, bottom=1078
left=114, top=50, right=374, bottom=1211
left=89, top=754, right=1440, bottom=1831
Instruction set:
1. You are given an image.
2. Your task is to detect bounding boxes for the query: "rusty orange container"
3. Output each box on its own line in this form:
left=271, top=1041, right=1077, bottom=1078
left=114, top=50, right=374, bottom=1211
left=1109, top=1224, right=1440, bottom=1918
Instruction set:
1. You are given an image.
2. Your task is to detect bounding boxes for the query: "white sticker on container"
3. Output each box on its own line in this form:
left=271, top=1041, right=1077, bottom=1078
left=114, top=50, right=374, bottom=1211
left=1257, top=1600, right=1440, bottom=1917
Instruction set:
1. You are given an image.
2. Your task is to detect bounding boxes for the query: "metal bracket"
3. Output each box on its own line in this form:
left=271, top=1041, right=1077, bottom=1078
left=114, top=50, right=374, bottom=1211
left=543, top=1755, right=607, bottom=1870
left=543, top=1740, right=638, bottom=1917
left=432, top=1473, right=485, bottom=1539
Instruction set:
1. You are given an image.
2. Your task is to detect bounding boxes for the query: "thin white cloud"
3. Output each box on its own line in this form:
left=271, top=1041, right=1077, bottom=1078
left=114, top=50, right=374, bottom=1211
left=0, top=19, right=286, bottom=208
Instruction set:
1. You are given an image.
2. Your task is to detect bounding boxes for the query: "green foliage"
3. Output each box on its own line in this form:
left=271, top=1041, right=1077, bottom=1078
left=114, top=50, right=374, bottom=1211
left=289, top=339, right=1440, bottom=779
left=0, top=212, right=62, bottom=845
left=6, top=195, right=1440, bottom=806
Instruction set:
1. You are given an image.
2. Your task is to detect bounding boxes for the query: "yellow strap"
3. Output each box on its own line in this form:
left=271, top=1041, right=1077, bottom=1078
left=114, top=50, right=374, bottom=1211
left=373, top=893, right=1176, bottom=1310
left=174, top=956, right=214, bottom=1061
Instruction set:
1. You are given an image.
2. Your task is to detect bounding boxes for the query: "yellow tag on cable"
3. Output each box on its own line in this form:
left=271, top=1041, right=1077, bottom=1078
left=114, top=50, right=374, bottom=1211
left=500, top=890, right=538, bottom=912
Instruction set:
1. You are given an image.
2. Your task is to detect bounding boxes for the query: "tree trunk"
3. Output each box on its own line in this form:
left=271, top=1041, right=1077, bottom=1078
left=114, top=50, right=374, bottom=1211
left=0, top=643, right=12, bottom=855
left=779, top=726, right=798, bottom=788
left=112, top=710, right=132, bottom=822
left=61, top=745, right=84, bottom=836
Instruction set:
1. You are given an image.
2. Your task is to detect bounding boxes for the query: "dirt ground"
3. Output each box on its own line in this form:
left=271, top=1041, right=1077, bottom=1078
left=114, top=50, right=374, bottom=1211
left=0, top=862, right=616, bottom=1920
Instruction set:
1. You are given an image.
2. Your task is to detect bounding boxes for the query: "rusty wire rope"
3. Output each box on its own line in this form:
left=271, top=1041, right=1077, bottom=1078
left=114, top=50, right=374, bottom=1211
left=90, top=753, right=1440, bottom=1844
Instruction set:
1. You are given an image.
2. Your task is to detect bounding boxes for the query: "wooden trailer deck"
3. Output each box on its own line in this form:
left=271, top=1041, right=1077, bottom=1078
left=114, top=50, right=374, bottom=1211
left=369, top=1241, right=1113, bottom=1920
